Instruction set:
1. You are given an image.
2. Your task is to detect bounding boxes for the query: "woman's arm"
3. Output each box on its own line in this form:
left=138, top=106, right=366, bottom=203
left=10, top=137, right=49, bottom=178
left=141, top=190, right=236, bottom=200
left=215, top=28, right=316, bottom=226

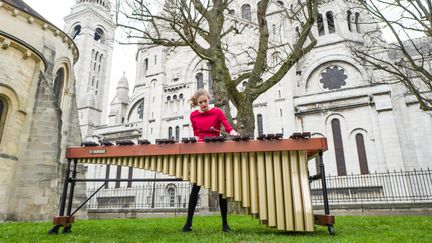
left=218, top=108, right=234, bottom=133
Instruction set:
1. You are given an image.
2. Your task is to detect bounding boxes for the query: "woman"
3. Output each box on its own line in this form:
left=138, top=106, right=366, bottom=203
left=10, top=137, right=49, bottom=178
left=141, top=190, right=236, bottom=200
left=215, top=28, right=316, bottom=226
left=182, top=89, right=238, bottom=232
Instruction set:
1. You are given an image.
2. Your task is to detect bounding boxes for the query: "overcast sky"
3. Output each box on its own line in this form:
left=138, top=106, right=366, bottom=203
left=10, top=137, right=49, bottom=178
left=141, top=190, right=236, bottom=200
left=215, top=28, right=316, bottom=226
left=25, top=0, right=137, bottom=101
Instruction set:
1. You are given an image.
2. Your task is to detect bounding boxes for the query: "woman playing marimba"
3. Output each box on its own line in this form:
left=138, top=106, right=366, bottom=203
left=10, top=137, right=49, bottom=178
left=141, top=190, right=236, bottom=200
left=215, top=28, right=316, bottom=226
left=182, top=89, right=238, bottom=232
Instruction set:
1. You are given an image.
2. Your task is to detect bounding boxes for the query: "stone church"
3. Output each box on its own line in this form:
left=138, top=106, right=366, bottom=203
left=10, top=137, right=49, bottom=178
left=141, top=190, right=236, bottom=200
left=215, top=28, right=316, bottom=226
left=63, top=0, right=431, bottom=209
left=0, top=0, right=81, bottom=221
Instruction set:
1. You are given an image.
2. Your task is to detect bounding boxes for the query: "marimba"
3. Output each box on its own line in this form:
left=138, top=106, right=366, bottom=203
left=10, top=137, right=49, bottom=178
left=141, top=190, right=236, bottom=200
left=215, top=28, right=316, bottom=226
left=49, top=137, right=334, bottom=234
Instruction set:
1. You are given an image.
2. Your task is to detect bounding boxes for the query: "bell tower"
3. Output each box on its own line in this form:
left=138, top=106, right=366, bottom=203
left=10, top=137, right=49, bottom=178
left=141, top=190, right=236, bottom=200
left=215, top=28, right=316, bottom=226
left=64, top=0, right=115, bottom=139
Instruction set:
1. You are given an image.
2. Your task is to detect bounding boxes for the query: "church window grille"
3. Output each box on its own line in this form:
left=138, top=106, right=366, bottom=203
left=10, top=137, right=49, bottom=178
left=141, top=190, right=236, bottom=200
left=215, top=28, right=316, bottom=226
left=317, top=13, right=325, bottom=36
left=94, top=28, right=104, bottom=42
left=257, top=114, right=264, bottom=135
left=53, top=68, right=65, bottom=105
left=356, top=133, right=369, bottom=174
left=355, top=12, right=361, bottom=33
left=169, top=127, right=173, bottom=138
left=241, top=4, right=251, bottom=21
left=347, top=10, right=352, bottom=32
left=71, top=25, right=81, bottom=39
left=326, top=11, right=335, bottom=33
left=167, top=186, right=176, bottom=207
left=175, top=126, right=180, bottom=141
left=137, top=100, right=144, bottom=119
left=331, top=118, right=347, bottom=176
left=320, top=66, right=347, bottom=90
left=0, top=97, right=7, bottom=142
left=115, top=165, right=122, bottom=188
left=196, top=72, right=204, bottom=90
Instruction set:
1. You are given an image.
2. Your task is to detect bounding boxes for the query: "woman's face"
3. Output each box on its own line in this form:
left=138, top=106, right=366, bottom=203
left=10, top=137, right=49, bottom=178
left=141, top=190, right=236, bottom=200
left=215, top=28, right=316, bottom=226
left=197, top=95, right=209, bottom=112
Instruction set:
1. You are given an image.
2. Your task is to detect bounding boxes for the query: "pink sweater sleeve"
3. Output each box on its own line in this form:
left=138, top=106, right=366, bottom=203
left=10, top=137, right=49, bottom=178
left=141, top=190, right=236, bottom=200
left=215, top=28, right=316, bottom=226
left=218, top=108, right=233, bottom=133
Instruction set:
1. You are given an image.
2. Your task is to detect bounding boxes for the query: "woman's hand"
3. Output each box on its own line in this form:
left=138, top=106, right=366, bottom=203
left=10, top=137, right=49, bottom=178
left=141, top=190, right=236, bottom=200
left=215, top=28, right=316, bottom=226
left=229, top=130, right=239, bottom=136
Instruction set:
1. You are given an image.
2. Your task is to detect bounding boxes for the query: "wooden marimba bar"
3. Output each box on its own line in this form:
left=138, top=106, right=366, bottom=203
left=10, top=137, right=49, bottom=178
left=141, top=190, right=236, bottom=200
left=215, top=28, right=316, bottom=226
left=49, top=138, right=335, bottom=234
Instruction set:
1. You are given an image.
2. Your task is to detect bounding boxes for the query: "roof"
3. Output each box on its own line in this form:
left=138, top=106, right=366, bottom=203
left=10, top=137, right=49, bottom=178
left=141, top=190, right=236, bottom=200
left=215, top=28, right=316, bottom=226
left=3, top=0, right=47, bottom=22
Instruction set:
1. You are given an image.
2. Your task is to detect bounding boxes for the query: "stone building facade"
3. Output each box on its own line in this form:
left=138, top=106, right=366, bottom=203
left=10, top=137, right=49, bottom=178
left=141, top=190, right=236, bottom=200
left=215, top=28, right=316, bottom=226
left=69, top=1, right=431, bottom=209
left=0, top=0, right=82, bottom=221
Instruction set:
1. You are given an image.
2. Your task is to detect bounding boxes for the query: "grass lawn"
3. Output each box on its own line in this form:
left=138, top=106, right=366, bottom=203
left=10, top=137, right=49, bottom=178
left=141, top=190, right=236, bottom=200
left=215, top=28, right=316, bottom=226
left=0, top=215, right=431, bottom=242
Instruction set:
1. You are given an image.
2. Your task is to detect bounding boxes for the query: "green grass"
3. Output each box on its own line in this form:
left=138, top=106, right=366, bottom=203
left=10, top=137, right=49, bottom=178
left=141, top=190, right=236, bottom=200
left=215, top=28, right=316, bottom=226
left=0, top=215, right=431, bottom=242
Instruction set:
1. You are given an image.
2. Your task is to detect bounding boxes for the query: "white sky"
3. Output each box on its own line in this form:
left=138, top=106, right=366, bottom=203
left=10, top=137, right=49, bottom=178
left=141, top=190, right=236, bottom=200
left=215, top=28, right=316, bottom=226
left=25, top=0, right=137, bottom=101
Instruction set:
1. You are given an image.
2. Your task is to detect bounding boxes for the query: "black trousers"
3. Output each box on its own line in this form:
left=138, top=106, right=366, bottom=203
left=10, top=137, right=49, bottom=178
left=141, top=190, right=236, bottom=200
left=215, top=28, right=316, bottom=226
left=184, top=183, right=228, bottom=227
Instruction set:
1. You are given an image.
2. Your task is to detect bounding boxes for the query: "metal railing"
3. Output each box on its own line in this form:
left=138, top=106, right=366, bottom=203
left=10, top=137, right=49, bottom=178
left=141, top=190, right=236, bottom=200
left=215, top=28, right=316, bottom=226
left=311, top=168, right=432, bottom=204
left=86, top=168, right=432, bottom=210
left=86, top=182, right=198, bottom=209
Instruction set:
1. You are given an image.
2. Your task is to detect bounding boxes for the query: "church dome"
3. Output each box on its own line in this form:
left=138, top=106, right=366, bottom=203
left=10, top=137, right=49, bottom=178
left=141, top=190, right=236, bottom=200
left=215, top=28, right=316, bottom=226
left=117, top=72, right=129, bottom=90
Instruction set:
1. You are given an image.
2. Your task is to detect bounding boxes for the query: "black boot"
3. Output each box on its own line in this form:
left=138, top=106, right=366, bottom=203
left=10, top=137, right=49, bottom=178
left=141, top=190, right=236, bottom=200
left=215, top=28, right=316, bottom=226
left=182, top=184, right=201, bottom=232
left=219, top=194, right=231, bottom=232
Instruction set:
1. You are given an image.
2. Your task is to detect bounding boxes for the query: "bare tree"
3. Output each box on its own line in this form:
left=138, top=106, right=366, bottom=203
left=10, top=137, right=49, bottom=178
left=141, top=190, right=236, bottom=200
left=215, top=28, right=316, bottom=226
left=115, top=0, right=319, bottom=135
left=350, top=0, right=432, bottom=112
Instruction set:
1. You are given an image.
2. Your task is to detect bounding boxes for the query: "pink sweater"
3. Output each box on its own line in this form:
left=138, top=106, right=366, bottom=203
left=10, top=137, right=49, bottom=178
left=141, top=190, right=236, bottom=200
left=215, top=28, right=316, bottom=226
left=190, top=107, right=233, bottom=139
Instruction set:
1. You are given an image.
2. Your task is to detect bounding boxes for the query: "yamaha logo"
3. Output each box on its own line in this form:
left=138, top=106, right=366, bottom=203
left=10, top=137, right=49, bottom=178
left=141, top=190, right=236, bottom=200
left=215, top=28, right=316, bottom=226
left=89, top=149, right=106, bottom=154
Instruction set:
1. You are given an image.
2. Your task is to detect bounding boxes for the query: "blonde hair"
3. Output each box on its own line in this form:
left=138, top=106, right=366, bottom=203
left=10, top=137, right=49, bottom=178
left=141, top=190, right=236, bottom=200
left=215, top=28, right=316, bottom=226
left=188, top=89, right=211, bottom=108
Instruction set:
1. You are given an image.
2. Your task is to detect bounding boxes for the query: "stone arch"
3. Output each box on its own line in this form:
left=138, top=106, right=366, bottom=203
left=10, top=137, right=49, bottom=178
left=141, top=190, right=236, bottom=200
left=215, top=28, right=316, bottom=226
left=126, top=95, right=145, bottom=122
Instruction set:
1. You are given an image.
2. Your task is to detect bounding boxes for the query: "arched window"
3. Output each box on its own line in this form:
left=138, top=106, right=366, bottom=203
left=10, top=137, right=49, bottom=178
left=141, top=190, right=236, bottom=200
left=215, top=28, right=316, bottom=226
left=196, top=72, right=204, bottom=90
left=175, top=126, right=180, bottom=141
left=71, top=25, right=81, bottom=39
left=53, top=67, right=65, bottom=105
left=347, top=10, right=352, bottom=32
left=168, top=127, right=173, bottom=139
left=326, top=11, right=335, bottom=33
left=355, top=133, right=369, bottom=174
left=331, top=118, right=346, bottom=176
left=317, top=13, right=325, bottom=36
left=137, top=101, right=144, bottom=120
left=272, top=24, right=277, bottom=35
left=173, top=94, right=178, bottom=100
left=167, top=187, right=176, bottom=207
left=355, top=12, right=360, bottom=33
left=0, top=97, right=7, bottom=142
left=94, top=27, right=104, bottom=42
left=144, top=58, right=149, bottom=74
left=228, top=9, right=235, bottom=15
left=257, top=114, right=264, bottom=136
left=241, top=4, right=251, bottom=21
left=179, top=93, right=184, bottom=99
left=167, top=96, right=171, bottom=101
left=277, top=1, right=284, bottom=7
